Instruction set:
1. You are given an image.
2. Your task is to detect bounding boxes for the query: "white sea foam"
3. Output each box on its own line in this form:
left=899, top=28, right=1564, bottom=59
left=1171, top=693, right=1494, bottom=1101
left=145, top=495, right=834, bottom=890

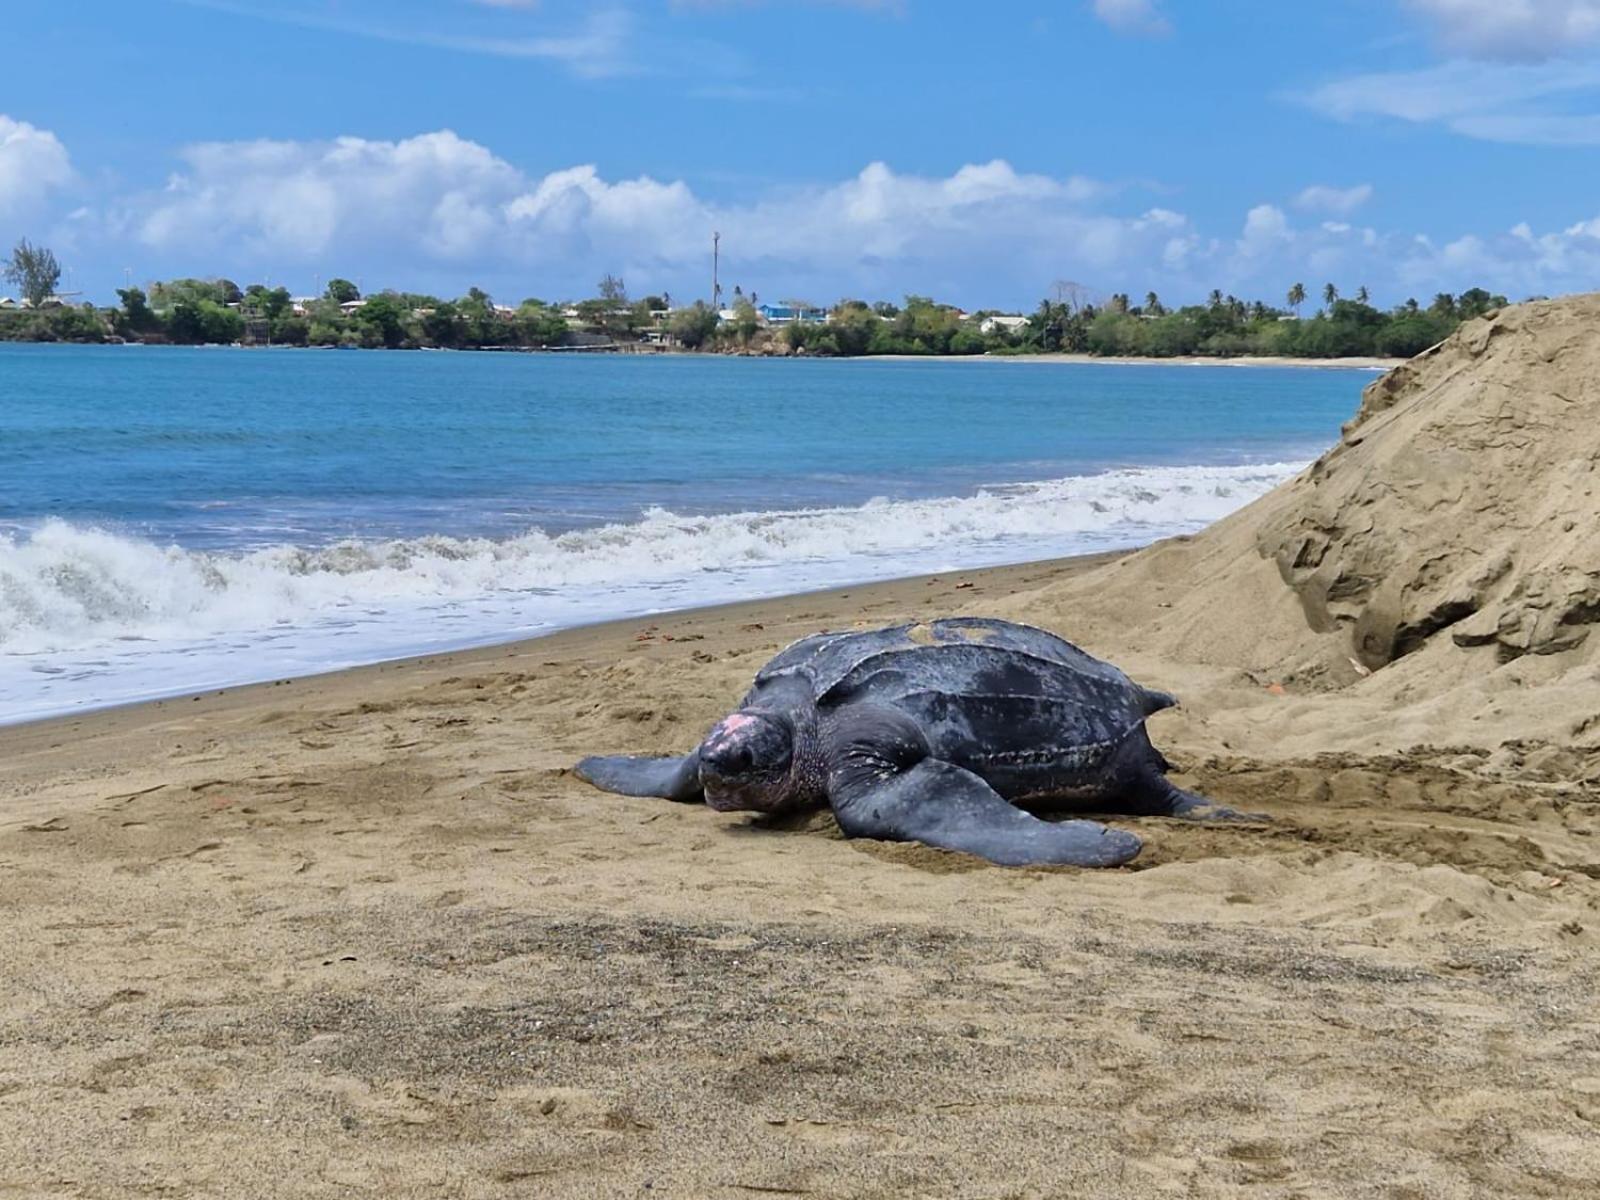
left=0, top=462, right=1301, bottom=722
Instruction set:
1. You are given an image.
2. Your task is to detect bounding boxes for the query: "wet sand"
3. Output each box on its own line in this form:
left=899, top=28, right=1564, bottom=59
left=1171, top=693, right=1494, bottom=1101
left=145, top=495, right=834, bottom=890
left=4, top=550, right=1597, bottom=1198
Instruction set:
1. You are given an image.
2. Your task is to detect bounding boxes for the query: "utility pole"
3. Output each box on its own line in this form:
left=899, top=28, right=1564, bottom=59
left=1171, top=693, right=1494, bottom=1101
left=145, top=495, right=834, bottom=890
left=712, top=232, right=721, bottom=312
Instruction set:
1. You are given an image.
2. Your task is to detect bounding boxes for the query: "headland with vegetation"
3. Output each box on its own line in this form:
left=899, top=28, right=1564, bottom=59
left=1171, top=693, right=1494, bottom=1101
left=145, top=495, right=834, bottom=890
left=2, top=237, right=1509, bottom=362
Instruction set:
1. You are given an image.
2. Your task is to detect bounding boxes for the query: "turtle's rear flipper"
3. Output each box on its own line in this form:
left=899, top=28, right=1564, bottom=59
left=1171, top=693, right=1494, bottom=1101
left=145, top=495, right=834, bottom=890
left=1125, top=769, right=1267, bottom=823
left=832, top=758, right=1142, bottom=868
left=574, top=752, right=703, bottom=802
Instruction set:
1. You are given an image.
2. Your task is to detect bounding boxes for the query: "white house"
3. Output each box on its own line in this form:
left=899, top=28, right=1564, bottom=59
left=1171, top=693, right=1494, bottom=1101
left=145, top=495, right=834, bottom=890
left=0, top=297, right=16, bottom=309
left=979, top=314, right=1029, bottom=335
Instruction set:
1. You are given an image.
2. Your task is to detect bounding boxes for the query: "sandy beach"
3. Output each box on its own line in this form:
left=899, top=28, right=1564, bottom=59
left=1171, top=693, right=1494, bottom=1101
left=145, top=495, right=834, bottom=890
left=6, top=299, right=1600, bottom=1197
left=6, top=559, right=1599, bottom=1197
left=862, top=353, right=1405, bottom=370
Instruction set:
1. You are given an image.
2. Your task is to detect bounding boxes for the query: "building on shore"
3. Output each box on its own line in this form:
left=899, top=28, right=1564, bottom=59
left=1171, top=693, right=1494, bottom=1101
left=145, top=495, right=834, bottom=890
left=756, top=302, right=828, bottom=326
left=979, top=314, right=1029, bottom=335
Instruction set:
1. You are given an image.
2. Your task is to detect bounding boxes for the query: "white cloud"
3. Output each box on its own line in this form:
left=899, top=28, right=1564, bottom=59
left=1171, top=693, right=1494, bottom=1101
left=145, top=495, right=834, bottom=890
left=137, top=131, right=524, bottom=261
left=0, top=116, right=74, bottom=221
left=1089, top=0, right=1171, bottom=37
left=1406, top=0, right=1600, bottom=62
left=58, top=126, right=1600, bottom=309
left=116, top=130, right=1195, bottom=303
left=176, top=1, right=635, bottom=77
left=1302, top=58, right=1600, bottom=145
left=1214, top=200, right=1600, bottom=304
left=1295, top=183, right=1374, bottom=215
left=1238, top=204, right=1291, bottom=258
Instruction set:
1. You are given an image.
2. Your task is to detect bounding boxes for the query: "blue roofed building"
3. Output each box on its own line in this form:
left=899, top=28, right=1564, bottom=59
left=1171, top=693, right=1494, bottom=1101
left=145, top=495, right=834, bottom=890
left=756, top=302, right=828, bottom=326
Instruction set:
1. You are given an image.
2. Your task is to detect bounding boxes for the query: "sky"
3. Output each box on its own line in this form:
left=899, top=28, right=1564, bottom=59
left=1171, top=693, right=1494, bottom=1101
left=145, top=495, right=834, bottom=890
left=3, top=0, right=1600, bottom=310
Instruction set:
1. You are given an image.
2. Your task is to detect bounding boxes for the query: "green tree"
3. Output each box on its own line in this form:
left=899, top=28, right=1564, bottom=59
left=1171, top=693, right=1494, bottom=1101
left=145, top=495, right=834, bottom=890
left=5, top=239, right=62, bottom=307
left=149, top=278, right=229, bottom=309
left=513, top=300, right=569, bottom=347
left=354, top=293, right=408, bottom=348
left=826, top=302, right=880, bottom=356
left=1375, top=311, right=1452, bottom=358
left=243, top=284, right=292, bottom=320
left=325, top=278, right=360, bottom=304
left=114, top=286, right=158, bottom=334
left=728, top=297, right=760, bottom=345
left=666, top=301, right=719, bottom=350
left=1322, top=282, right=1339, bottom=308
left=167, top=299, right=244, bottom=344
left=1456, top=287, right=1506, bottom=319
left=269, top=316, right=310, bottom=346
left=421, top=301, right=462, bottom=346
left=1287, top=282, right=1306, bottom=315
left=1355, top=285, right=1370, bottom=305
left=1144, top=291, right=1165, bottom=316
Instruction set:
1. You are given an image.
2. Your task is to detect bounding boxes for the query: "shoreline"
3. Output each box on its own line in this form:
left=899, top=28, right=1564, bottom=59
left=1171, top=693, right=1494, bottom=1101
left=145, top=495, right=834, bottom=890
left=8, top=340, right=1401, bottom=370
left=0, top=551, right=1125, bottom=744
left=866, top=352, right=1402, bottom=370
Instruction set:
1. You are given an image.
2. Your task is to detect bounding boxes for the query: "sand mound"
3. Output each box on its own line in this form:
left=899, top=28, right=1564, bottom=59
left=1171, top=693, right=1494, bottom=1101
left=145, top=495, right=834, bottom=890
left=993, top=294, right=1600, bottom=775
left=1267, top=293, right=1600, bottom=672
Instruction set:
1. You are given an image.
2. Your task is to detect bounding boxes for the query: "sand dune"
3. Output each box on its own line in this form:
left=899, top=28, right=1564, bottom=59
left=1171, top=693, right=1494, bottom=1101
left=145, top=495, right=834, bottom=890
left=4, top=300, right=1600, bottom=1196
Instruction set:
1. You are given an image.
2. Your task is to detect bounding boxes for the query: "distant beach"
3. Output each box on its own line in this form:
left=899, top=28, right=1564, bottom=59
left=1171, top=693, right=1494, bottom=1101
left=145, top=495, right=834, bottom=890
left=869, top=352, right=1403, bottom=370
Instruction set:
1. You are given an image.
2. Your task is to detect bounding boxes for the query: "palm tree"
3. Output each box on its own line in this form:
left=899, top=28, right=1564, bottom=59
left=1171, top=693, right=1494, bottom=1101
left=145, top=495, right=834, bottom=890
left=1355, top=285, right=1370, bottom=305
left=1287, top=282, right=1305, bottom=315
left=1404, top=297, right=1419, bottom=313
left=1144, top=290, right=1163, bottom=316
left=1208, top=289, right=1224, bottom=309
left=1323, top=282, right=1339, bottom=308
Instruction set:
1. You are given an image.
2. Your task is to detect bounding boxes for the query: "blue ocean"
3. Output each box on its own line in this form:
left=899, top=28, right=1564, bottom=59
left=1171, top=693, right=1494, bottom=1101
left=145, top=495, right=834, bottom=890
left=0, top=344, right=1371, bottom=723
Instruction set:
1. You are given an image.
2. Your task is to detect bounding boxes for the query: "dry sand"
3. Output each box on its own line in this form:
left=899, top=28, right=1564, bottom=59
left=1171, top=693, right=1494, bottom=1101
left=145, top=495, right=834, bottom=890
left=5, top=300, right=1600, bottom=1198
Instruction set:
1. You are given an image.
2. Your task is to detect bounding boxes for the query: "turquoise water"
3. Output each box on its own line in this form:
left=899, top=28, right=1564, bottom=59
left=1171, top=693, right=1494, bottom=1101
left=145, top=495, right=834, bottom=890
left=0, top=344, right=1371, bottom=721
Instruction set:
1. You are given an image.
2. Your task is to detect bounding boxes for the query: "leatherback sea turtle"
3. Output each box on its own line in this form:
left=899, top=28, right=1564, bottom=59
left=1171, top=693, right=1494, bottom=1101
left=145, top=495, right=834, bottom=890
left=575, top=617, right=1260, bottom=867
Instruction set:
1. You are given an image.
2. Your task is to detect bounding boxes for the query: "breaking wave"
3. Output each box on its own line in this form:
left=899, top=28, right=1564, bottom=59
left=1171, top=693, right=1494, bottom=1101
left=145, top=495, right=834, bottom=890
left=0, top=462, right=1300, bottom=656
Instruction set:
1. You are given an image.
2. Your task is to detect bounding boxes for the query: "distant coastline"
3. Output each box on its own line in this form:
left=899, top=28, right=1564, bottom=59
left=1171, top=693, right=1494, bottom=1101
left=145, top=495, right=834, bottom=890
left=2, top=256, right=1509, bottom=365
left=0, top=340, right=1402, bottom=372
left=859, top=352, right=1402, bottom=370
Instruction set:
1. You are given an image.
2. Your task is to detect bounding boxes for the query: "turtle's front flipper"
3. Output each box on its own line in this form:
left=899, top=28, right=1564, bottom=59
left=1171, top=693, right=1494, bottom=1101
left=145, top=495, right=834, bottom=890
left=574, top=752, right=703, bottom=802
left=831, top=758, right=1141, bottom=868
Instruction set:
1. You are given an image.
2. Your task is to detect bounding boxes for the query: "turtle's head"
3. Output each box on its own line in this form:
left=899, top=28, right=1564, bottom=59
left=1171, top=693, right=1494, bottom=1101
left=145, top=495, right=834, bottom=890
left=698, top=710, right=805, bottom=814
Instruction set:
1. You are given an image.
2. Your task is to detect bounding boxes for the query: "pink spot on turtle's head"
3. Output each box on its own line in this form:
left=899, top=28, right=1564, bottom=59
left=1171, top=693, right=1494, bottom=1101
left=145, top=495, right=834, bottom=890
left=707, top=713, right=758, bottom=745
